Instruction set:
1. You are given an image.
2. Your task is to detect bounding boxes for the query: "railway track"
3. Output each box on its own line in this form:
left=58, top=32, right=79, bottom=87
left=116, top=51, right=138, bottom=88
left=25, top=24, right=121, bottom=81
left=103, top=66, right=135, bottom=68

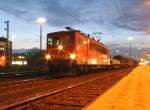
left=0, top=71, right=48, bottom=82
left=0, top=78, right=51, bottom=95
left=1, top=69, right=130, bottom=110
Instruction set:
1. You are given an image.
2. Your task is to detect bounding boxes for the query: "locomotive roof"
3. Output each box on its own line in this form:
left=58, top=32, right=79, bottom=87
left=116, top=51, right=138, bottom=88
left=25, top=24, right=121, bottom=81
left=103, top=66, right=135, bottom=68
left=47, top=31, right=108, bottom=50
left=47, top=31, right=75, bottom=35
left=77, top=32, right=108, bottom=49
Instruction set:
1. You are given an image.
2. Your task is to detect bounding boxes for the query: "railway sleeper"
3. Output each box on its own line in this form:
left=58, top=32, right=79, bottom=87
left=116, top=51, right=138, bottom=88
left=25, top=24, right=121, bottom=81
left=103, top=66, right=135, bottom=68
left=32, top=103, right=54, bottom=110
left=34, top=103, right=82, bottom=110
left=45, top=99, right=87, bottom=106
left=45, top=102, right=85, bottom=107
left=46, top=97, right=94, bottom=102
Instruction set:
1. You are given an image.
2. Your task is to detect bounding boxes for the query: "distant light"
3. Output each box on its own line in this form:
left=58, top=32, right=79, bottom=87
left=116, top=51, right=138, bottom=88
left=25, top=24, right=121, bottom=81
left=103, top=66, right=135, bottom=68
left=128, top=37, right=134, bottom=41
left=36, top=17, right=46, bottom=24
left=18, top=56, right=25, bottom=59
left=18, top=56, right=22, bottom=59
left=12, top=61, right=15, bottom=65
left=12, top=61, right=27, bottom=65
left=140, top=58, right=144, bottom=61
left=139, top=58, right=149, bottom=65
left=23, top=61, right=27, bottom=65
left=139, top=62, right=145, bottom=66
left=146, top=61, right=149, bottom=64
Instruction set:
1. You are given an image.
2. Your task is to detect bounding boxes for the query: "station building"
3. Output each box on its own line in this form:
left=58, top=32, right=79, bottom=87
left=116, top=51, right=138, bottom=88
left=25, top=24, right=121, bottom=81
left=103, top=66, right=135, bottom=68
left=0, top=37, right=12, bottom=67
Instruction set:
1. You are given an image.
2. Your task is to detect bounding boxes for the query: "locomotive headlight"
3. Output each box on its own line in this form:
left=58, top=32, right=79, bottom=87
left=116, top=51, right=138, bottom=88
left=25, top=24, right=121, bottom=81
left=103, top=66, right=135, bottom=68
left=70, top=54, right=76, bottom=60
left=2, top=56, right=5, bottom=60
left=91, top=59, right=97, bottom=65
left=58, top=45, right=63, bottom=50
left=45, top=54, right=51, bottom=60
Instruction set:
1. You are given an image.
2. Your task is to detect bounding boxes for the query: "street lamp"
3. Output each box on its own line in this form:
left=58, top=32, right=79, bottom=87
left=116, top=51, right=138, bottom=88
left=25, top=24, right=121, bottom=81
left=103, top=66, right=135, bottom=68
left=36, top=17, right=46, bottom=51
left=128, top=37, right=134, bottom=58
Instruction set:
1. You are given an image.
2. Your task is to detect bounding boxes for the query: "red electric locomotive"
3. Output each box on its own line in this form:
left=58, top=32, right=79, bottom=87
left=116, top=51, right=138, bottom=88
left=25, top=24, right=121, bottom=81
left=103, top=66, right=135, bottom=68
left=46, top=28, right=110, bottom=74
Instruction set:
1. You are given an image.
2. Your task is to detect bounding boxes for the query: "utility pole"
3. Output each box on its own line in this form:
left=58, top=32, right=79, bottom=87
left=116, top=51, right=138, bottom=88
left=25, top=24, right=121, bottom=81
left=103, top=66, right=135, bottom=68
left=129, top=40, right=131, bottom=58
left=4, top=20, right=10, bottom=66
left=128, top=37, right=133, bottom=59
left=40, top=24, right=42, bottom=51
left=36, top=17, right=46, bottom=52
left=5, top=20, right=9, bottom=40
left=128, top=37, right=133, bottom=67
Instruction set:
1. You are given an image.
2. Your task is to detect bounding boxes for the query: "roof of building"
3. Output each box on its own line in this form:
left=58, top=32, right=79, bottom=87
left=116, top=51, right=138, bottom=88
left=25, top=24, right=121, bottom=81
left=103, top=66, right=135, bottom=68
left=0, top=37, right=12, bottom=43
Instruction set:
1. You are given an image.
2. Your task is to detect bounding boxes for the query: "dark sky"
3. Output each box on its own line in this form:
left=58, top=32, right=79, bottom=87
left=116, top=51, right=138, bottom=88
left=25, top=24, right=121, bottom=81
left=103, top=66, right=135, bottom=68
left=0, top=0, right=150, bottom=57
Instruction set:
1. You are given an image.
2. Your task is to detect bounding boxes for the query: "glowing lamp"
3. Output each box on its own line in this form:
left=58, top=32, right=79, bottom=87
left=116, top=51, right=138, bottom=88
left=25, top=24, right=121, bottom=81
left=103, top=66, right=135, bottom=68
left=45, top=54, right=51, bottom=60
left=70, top=54, right=76, bottom=60
left=58, top=45, right=63, bottom=50
left=2, top=56, right=5, bottom=60
left=128, top=37, right=133, bottom=41
left=36, top=17, right=46, bottom=24
left=91, top=59, right=97, bottom=65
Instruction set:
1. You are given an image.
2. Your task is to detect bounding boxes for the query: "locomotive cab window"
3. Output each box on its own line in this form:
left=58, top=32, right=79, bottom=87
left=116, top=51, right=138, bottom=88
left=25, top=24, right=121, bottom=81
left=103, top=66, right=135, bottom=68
left=48, top=38, right=52, bottom=45
left=48, top=37, right=59, bottom=46
left=48, top=33, right=74, bottom=46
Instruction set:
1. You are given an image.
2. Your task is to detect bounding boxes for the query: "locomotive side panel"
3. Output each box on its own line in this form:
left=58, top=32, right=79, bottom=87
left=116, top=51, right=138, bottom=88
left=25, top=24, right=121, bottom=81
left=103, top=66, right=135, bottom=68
left=88, top=40, right=110, bottom=65
left=75, top=32, right=110, bottom=66
left=75, top=32, right=88, bottom=65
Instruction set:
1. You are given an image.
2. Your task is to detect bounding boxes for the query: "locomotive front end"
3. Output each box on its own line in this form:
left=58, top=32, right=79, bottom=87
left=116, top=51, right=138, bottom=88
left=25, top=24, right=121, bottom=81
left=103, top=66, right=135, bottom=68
left=46, top=31, right=76, bottom=73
